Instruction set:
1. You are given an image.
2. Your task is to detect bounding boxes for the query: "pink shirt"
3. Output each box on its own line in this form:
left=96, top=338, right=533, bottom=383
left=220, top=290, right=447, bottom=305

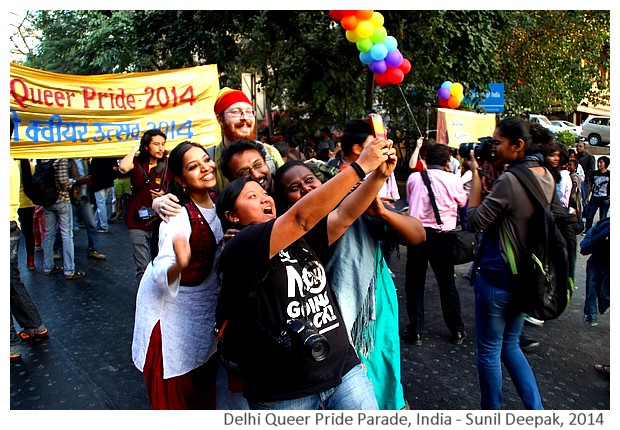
left=378, top=173, right=400, bottom=201
left=406, top=168, right=467, bottom=231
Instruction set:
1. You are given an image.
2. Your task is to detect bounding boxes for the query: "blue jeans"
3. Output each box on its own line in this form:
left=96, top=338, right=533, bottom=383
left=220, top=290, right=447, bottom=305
left=74, top=196, right=100, bottom=253
left=43, top=201, right=75, bottom=275
left=474, top=274, right=543, bottom=410
left=583, top=254, right=610, bottom=323
left=585, top=197, right=610, bottom=232
left=248, top=364, right=378, bottom=410
left=10, top=222, right=43, bottom=347
left=94, top=187, right=114, bottom=230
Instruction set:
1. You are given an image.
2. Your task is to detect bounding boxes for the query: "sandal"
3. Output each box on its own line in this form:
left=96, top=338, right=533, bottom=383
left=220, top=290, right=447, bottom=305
left=44, top=266, right=63, bottom=275
left=594, top=364, right=610, bottom=375
left=65, top=270, right=86, bottom=280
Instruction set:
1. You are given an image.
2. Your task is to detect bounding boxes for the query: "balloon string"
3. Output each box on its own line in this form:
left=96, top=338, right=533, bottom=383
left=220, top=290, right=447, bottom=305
left=398, top=85, right=423, bottom=137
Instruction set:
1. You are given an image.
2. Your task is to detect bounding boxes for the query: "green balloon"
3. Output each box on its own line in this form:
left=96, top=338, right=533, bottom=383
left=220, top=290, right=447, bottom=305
left=356, top=38, right=373, bottom=52
left=370, top=26, right=388, bottom=44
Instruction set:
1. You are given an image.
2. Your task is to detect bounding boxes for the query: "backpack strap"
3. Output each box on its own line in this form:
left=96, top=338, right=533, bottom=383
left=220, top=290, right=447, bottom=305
left=507, top=164, right=550, bottom=210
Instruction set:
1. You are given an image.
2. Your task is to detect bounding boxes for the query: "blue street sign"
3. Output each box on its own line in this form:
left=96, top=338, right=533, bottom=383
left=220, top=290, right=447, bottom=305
left=469, top=83, right=504, bottom=113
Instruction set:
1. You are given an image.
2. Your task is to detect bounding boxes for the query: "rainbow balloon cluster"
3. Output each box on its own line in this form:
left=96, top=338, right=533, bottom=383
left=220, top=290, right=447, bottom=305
left=437, top=80, right=464, bottom=109
left=330, top=10, right=411, bottom=87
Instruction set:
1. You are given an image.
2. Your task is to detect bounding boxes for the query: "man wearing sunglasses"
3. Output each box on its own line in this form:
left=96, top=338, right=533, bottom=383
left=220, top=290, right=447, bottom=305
left=208, top=87, right=283, bottom=191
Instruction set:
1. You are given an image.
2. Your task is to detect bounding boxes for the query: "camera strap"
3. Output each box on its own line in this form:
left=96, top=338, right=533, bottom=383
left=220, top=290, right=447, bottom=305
left=136, top=159, right=168, bottom=194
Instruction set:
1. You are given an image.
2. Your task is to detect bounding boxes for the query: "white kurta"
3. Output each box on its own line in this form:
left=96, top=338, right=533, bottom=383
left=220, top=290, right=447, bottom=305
left=132, top=204, right=224, bottom=379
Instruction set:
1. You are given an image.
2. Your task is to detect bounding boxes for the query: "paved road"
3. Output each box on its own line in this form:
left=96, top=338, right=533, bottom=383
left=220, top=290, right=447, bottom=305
left=10, top=214, right=610, bottom=411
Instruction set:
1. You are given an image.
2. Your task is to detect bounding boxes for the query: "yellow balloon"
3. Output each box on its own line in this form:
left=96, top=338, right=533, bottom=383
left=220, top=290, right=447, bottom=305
left=450, top=82, right=464, bottom=97
left=355, top=20, right=375, bottom=39
left=346, top=30, right=360, bottom=43
left=369, top=12, right=385, bottom=28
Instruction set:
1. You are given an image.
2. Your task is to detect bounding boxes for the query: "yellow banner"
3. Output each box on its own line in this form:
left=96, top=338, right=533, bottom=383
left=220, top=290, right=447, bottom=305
left=436, top=108, right=496, bottom=148
left=9, top=63, right=221, bottom=158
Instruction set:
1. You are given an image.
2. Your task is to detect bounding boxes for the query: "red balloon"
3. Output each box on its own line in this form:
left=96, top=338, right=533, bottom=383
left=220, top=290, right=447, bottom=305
left=398, top=58, right=412, bottom=74
left=330, top=10, right=345, bottom=21
left=341, top=15, right=358, bottom=31
left=387, top=67, right=404, bottom=85
left=438, top=98, right=450, bottom=108
left=375, top=71, right=390, bottom=87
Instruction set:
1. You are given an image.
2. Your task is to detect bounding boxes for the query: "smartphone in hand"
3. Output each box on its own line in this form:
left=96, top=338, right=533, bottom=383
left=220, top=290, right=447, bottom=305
left=369, top=113, right=387, bottom=140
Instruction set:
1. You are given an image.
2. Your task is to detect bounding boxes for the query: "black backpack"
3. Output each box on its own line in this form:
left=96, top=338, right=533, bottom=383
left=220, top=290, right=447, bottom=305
left=29, top=160, right=60, bottom=206
left=504, top=164, right=577, bottom=320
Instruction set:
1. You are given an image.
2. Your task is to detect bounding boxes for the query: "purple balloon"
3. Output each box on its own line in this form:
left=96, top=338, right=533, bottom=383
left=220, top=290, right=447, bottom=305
left=385, top=49, right=403, bottom=68
left=369, top=59, right=387, bottom=74
left=437, top=87, right=451, bottom=100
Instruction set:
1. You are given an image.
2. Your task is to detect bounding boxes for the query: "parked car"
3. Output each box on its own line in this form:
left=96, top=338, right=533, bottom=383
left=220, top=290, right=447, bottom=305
left=529, top=114, right=563, bottom=134
left=580, top=116, right=610, bottom=146
left=551, top=120, right=582, bottom=142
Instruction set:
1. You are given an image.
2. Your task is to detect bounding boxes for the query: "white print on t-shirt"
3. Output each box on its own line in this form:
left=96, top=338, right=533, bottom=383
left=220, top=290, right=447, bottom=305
left=280, top=249, right=340, bottom=334
left=592, top=175, right=609, bottom=197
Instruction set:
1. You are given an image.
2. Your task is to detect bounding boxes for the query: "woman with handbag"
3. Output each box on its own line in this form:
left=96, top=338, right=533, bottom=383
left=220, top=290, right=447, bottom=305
left=403, top=143, right=469, bottom=346
left=119, top=129, right=173, bottom=287
left=465, top=117, right=553, bottom=409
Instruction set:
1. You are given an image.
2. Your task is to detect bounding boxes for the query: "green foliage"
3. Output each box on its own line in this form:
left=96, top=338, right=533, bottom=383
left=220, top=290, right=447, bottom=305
left=556, top=130, right=576, bottom=147
left=15, top=10, right=610, bottom=146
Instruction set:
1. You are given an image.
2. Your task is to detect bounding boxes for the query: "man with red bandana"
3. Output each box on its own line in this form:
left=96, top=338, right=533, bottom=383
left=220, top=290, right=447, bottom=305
left=208, top=88, right=284, bottom=191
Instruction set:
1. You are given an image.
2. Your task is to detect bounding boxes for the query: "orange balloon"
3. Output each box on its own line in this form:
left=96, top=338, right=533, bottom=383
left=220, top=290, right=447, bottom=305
left=447, top=95, right=461, bottom=109
left=356, top=10, right=374, bottom=21
left=341, top=15, right=358, bottom=31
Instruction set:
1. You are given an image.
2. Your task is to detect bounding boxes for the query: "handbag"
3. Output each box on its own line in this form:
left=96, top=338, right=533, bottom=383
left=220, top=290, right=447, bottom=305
left=420, top=169, right=477, bottom=265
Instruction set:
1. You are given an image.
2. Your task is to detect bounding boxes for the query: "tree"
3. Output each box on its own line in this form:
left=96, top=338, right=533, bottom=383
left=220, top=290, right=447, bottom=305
left=14, top=10, right=610, bottom=147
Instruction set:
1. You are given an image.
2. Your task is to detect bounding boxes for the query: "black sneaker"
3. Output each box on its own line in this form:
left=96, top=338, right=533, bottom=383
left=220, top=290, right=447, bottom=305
left=402, top=332, right=422, bottom=346
left=452, top=331, right=467, bottom=345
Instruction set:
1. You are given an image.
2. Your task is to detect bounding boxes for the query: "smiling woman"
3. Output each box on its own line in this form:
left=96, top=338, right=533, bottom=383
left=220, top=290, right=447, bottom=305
left=131, top=141, right=224, bottom=410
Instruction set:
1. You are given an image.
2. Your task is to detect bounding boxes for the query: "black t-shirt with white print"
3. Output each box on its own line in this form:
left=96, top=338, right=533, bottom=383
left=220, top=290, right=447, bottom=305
left=218, top=218, right=359, bottom=403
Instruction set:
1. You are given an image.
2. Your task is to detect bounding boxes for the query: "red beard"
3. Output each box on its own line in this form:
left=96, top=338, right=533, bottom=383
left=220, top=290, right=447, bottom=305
left=222, top=119, right=257, bottom=143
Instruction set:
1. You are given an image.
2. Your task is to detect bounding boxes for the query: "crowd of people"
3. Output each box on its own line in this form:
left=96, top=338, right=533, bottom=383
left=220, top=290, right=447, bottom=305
left=10, top=90, right=610, bottom=411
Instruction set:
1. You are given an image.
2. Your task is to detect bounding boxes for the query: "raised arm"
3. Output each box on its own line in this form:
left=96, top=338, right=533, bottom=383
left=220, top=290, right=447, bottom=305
left=408, top=136, right=424, bottom=170
left=364, top=197, right=426, bottom=246
left=270, top=137, right=390, bottom=257
left=325, top=138, right=398, bottom=244
left=118, top=144, right=140, bottom=174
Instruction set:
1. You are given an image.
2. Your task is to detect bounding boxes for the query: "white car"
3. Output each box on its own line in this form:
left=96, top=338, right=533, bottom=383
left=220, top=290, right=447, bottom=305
left=551, top=120, right=582, bottom=141
left=580, top=116, right=610, bottom=146
left=529, top=114, right=563, bottom=134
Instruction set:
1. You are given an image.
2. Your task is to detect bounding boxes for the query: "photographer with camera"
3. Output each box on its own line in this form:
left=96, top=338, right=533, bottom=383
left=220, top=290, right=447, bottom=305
left=214, top=135, right=395, bottom=410
left=119, top=129, right=172, bottom=287
left=465, top=116, right=552, bottom=410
